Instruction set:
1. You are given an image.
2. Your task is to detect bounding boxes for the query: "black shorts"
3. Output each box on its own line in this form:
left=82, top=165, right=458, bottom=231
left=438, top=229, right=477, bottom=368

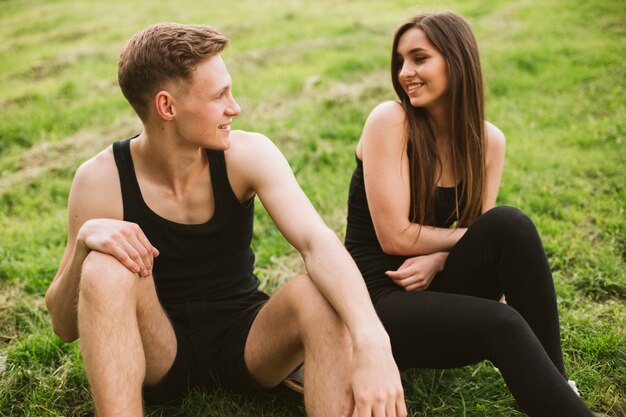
left=143, top=290, right=273, bottom=405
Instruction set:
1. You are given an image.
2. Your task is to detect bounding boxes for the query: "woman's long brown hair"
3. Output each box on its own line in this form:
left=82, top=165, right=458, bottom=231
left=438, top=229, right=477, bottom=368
left=390, top=12, right=485, bottom=227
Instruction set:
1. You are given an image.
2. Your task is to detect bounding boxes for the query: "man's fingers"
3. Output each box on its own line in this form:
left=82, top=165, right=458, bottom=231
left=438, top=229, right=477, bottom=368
left=396, top=394, right=408, bottom=417
left=128, top=235, right=153, bottom=276
left=108, top=243, right=141, bottom=274
left=340, top=391, right=355, bottom=417
left=385, top=394, right=398, bottom=417
left=355, top=400, right=372, bottom=417
left=134, top=231, right=156, bottom=266
left=81, top=219, right=155, bottom=276
left=119, top=239, right=150, bottom=276
left=371, top=401, right=386, bottom=417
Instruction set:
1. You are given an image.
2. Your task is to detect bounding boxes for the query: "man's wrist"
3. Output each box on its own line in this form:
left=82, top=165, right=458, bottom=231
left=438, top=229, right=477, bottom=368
left=74, top=237, right=91, bottom=257
left=352, top=324, right=391, bottom=352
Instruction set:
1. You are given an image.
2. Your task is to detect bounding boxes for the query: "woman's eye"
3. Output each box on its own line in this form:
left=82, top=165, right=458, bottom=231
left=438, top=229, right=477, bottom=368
left=414, top=56, right=425, bottom=63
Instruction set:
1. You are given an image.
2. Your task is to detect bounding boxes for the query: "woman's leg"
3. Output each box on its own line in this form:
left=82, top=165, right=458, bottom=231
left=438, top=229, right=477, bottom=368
left=429, top=206, right=566, bottom=375
left=375, top=290, right=593, bottom=417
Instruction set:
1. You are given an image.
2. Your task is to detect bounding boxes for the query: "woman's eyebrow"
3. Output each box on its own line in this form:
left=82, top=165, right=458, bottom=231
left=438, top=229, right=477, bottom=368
left=397, top=47, right=426, bottom=57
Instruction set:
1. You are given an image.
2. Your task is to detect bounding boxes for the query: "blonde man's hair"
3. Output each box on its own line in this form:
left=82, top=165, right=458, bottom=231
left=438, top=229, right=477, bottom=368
left=118, top=22, right=229, bottom=120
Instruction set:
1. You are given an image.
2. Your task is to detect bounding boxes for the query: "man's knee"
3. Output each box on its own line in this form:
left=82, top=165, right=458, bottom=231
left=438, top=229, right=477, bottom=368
left=80, top=251, right=138, bottom=303
left=284, top=274, right=343, bottom=329
left=283, top=276, right=352, bottom=364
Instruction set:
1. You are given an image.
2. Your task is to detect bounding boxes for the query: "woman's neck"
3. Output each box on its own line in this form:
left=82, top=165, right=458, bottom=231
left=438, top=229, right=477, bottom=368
left=426, top=105, right=448, bottom=139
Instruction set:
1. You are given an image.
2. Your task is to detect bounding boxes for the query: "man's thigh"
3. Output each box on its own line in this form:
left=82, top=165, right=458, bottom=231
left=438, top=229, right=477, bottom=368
left=133, top=272, right=177, bottom=386
left=244, top=274, right=330, bottom=389
left=79, top=251, right=177, bottom=389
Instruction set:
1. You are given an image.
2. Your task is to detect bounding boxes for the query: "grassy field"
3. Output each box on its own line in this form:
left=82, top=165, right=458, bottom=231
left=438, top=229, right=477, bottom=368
left=0, top=0, right=624, bottom=415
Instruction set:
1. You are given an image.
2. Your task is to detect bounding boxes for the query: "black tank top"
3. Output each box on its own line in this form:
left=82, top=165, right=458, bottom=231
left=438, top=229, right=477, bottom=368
left=112, top=137, right=259, bottom=308
left=345, top=155, right=464, bottom=302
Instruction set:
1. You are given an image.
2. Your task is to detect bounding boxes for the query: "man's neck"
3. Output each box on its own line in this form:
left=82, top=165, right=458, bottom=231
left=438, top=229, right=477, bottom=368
left=131, top=128, right=208, bottom=198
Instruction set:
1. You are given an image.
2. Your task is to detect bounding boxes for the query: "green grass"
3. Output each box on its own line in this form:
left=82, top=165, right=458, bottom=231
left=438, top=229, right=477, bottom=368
left=1, top=0, right=624, bottom=415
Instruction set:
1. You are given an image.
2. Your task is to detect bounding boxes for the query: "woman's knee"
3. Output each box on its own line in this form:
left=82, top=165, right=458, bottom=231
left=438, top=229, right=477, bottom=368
left=491, top=304, right=531, bottom=341
left=80, top=251, right=138, bottom=302
left=478, top=206, right=539, bottom=243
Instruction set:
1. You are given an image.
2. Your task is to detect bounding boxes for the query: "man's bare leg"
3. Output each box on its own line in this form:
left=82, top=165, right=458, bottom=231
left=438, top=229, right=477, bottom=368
left=78, top=251, right=177, bottom=417
left=245, top=274, right=353, bottom=417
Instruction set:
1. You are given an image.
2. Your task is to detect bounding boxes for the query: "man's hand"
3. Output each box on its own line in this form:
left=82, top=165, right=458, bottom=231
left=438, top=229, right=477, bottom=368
left=77, top=218, right=159, bottom=277
left=342, top=335, right=407, bottom=417
left=385, top=252, right=448, bottom=291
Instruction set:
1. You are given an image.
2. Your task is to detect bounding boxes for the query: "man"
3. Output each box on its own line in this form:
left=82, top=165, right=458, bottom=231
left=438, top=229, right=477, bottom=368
left=45, top=23, right=406, bottom=417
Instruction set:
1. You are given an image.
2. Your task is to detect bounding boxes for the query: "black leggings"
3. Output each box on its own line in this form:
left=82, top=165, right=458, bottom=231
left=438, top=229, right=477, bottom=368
left=374, top=206, right=593, bottom=417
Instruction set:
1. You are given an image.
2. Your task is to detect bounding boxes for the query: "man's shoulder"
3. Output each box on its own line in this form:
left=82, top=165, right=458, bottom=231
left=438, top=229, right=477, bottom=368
left=223, top=130, right=292, bottom=195
left=228, top=130, right=273, bottom=150
left=71, top=145, right=121, bottom=207
left=67, top=144, right=123, bottom=221
left=225, top=130, right=281, bottom=165
left=74, top=145, right=117, bottom=185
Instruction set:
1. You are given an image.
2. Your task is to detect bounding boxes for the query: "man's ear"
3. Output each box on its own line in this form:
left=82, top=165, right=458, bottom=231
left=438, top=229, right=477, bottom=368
left=154, top=91, right=176, bottom=121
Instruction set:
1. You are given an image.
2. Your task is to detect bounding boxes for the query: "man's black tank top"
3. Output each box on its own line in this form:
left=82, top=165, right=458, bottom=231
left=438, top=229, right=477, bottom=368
left=345, top=155, right=464, bottom=302
left=112, top=137, right=259, bottom=308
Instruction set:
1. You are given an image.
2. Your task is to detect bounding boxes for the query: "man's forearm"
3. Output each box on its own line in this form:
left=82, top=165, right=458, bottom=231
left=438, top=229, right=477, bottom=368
left=300, top=227, right=389, bottom=343
left=300, top=227, right=406, bottom=416
left=45, top=241, right=90, bottom=343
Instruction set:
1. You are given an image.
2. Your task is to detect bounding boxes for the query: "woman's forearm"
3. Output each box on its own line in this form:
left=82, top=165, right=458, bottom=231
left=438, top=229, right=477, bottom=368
left=377, top=224, right=466, bottom=256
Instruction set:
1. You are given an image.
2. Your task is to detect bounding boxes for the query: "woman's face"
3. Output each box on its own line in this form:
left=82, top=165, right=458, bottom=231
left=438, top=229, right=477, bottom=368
left=396, top=28, right=448, bottom=111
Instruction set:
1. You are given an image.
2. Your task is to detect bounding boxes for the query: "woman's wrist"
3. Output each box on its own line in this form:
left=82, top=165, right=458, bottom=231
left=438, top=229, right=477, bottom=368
left=435, top=251, right=449, bottom=272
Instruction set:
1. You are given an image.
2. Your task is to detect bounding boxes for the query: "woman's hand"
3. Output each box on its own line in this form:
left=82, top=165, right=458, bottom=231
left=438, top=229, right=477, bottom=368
left=385, top=252, right=448, bottom=291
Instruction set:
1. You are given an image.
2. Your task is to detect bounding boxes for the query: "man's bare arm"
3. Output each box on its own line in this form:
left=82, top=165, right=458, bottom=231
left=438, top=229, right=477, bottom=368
left=230, top=132, right=406, bottom=417
left=45, top=149, right=158, bottom=342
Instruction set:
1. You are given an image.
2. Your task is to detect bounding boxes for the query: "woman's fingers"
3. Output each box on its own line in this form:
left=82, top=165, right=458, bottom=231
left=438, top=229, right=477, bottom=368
left=385, top=266, right=413, bottom=280
left=388, top=269, right=423, bottom=285
left=388, top=273, right=432, bottom=291
left=405, top=283, right=428, bottom=292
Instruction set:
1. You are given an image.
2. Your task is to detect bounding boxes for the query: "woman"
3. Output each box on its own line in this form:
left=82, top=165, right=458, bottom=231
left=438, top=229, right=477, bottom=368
left=345, top=11, right=593, bottom=417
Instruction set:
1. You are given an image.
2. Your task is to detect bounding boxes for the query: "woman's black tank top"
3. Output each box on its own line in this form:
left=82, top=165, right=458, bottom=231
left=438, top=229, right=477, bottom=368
left=345, top=155, right=464, bottom=302
left=112, top=137, right=259, bottom=308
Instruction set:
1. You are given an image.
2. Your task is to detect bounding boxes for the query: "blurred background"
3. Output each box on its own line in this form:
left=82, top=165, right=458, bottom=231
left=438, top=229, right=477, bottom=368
left=0, top=0, right=624, bottom=415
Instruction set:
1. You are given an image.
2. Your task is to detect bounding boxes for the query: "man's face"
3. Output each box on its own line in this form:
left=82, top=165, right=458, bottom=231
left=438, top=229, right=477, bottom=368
left=172, top=55, right=241, bottom=150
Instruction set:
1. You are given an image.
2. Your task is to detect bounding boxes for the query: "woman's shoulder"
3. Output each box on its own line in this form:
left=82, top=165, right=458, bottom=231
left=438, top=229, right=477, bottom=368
left=363, top=101, right=408, bottom=139
left=368, top=100, right=406, bottom=124
left=358, top=101, right=409, bottom=158
left=485, top=121, right=505, bottom=145
left=484, top=121, right=506, bottom=165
